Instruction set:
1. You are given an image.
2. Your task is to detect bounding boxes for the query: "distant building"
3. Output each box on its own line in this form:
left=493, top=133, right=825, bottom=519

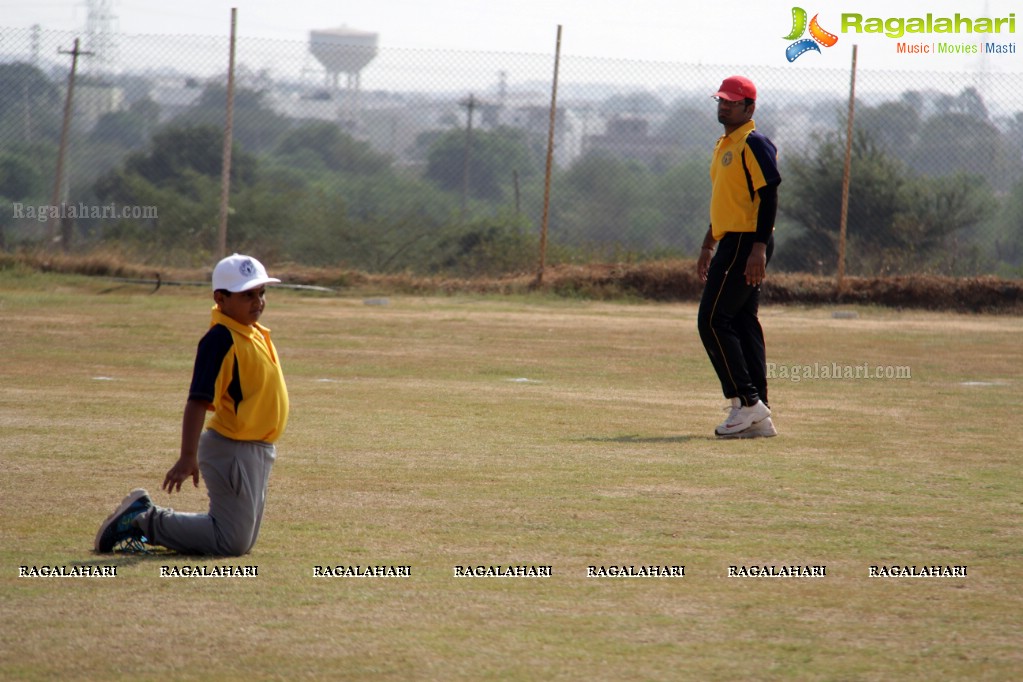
left=583, top=115, right=678, bottom=167
left=73, top=81, right=125, bottom=130
left=147, top=77, right=203, bottom=122
left=499, top=103, right=577, bottom=166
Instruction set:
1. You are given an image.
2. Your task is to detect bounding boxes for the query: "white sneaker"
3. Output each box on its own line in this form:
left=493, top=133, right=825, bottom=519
left=718, top=415, right=777, bottom=439
left=715, top=399, right=771, bottom=436
left=715, top=398, right=741, bottom=434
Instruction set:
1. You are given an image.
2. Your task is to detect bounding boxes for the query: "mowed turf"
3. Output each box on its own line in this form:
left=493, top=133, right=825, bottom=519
left=1, top=272, right=1020, bottom=681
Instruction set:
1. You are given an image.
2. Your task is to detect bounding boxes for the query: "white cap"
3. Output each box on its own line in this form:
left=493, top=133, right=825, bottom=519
left=212, top=254, right=281, bottom=292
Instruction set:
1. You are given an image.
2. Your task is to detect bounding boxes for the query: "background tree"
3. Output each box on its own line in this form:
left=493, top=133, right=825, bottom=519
left=779, top=128, right=994, bottom=274
left=889, top=173, right=994, bottom=274
left=855, top=98, right=921, bottom=160
left=652, top=156, right=713, bottom=254
left=0, top=63, right=61, bottom=146
left=170, top=85, right=288, bottom=154
left=94, top=125, right=259, bottom=254
left=552, top=153, right=656, bottom=253
left=100, top=125, right=257, bottom=193
left=424, top=126, right=536, bottom=204
left=0, top=152, right=49, bottom=250
left=275, top=122, right=391, bottom=176
left=988, top=179, right=1023, bottom=274
left=89, top=98, right=160, bottom=149
left=908, top=110, right=1017, bottom=191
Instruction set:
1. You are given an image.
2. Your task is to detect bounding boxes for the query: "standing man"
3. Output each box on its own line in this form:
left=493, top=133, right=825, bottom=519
left=696, top=76, right=780, bottom=438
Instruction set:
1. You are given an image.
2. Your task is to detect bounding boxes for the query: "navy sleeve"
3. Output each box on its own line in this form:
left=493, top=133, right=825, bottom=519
left=188, top=324, right=233, bottom=403
left=746, top=131, right=781, bottom=244
left=754, top=184, right=778, bottom=244
left=745, top=132, right=781, bottom=187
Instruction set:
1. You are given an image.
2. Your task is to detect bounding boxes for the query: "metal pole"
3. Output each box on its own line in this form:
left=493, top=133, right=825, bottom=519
left=513, top=169, right=521, bottom=216
left=837, top=44, right=858, bottom=292
left=216, top=8, right=238, bottom=260
left=460, top=93, right=475, bottom=221
left=536, top=25, right=562, bottom=286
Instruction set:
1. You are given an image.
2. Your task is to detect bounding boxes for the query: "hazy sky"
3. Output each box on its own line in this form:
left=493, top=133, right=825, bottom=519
left=3, top=0, right=1020, bottom=72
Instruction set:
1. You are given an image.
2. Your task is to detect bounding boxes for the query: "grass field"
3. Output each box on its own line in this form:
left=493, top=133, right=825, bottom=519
left=1, top=270, right=1021, bottom=681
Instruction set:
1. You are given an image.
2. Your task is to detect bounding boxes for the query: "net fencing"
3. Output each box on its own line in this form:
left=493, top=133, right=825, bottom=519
left=2, top=26, right=1021, bottom=277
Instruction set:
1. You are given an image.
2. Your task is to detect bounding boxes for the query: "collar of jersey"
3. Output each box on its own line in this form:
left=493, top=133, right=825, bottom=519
left=725, top=119, right=757, bottom=143
left=209, top=305, right=271, bottom=336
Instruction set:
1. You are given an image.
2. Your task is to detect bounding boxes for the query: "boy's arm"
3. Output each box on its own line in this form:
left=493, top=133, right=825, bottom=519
left=162, top=398, right=210, bottom=493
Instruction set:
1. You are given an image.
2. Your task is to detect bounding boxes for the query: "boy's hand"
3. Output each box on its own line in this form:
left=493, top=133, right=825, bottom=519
left=163, top=454, right=199, bottom=493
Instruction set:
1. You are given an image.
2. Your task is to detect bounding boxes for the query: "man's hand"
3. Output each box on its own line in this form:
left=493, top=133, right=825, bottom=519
left=162, top=453, right=199, bottom=494
left=697, top=248, right=714, bottom=282
left=745, top=242, right=768, bottom=286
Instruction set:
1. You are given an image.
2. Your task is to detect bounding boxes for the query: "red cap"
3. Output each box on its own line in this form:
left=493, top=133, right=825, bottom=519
left=713, top=75, right=757, bottom=102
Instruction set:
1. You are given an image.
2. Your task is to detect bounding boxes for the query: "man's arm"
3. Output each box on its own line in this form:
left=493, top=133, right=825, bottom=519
left=697, top=225, right=717, bottom=282
left=744, top=183, right=778, bottom=286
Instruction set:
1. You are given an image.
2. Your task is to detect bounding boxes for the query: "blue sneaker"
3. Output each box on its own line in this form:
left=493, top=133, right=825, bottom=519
left=94, top=489, right=154, bottom=553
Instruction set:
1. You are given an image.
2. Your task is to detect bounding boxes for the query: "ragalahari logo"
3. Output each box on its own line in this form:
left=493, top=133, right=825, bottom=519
left=784, top=7, right=839, bottom=61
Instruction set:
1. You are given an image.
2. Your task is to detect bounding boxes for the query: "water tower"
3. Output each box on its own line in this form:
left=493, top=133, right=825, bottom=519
left=308, top=26, right=377, bottom=125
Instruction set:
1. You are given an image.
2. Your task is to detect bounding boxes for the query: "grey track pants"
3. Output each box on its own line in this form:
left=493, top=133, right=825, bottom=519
left=138, top=429, right=276, bottom=556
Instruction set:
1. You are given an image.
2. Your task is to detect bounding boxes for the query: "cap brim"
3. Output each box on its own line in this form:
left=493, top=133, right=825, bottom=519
left=230, top=277, right=281, bottom=292
left=713, top=91, right=746, bottom=101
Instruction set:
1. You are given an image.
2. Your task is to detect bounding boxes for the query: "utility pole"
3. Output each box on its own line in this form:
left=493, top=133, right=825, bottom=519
left=48, top=38, right=92, bottom=250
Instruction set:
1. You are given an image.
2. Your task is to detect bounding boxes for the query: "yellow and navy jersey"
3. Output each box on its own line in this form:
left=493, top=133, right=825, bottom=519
left=709, top=120, right=781, bottom=241
left=188, top=307, right=289, bottom=444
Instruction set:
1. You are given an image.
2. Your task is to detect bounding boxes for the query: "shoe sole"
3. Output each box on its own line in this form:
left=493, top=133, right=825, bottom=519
left=715, top=412, right=771, bottom=437
left=94, top=488, right=150, bottom=552
left=716, top=427, right=777, bottom=439
left=720, top=419, right=773, bottom=439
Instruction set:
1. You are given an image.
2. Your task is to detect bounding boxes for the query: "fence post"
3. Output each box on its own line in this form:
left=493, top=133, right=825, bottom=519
left=535, top=25, right=562, bottom=286
left=460, top=93, right=475, bottom=221
left=217, top=7, right=238, bottom=260
left=837, top=44, right=858, bottom=292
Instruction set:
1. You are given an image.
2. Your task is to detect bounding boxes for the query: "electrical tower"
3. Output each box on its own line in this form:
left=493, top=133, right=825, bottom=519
left=83, top=0, right=118, bottom=74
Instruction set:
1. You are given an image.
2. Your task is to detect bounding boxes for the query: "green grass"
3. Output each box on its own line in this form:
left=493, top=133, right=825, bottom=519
left=1, top=274, right=1021, bottom=681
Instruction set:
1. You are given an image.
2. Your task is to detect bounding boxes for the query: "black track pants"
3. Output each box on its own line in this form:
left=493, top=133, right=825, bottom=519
left=697, top=232, right=774, bottom=407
